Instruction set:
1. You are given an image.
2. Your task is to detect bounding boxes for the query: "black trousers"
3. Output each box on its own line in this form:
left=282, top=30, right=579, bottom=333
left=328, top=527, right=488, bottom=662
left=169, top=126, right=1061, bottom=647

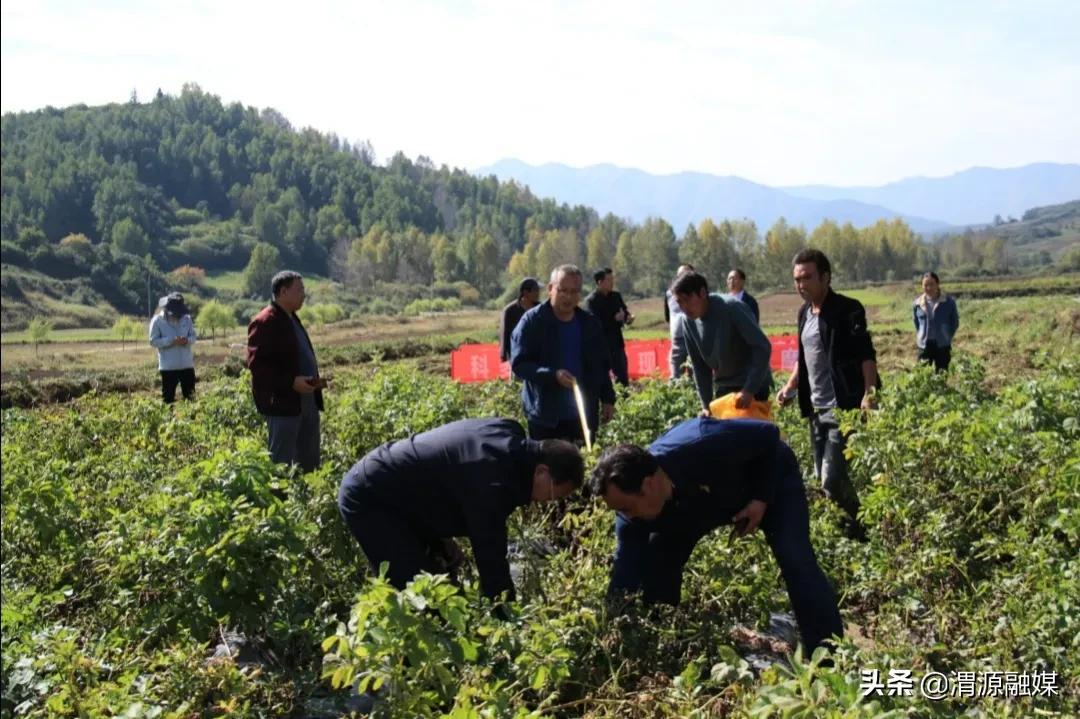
left=610, top=347, right=630, bottom=386
left=338, top=488, right=448, bottom=590
left=918, top=342, right=951, bottom=372
left=528, top=418, right=589, bottom=443
left=715, top=383, right=772, bottom=402
left=160, top=368, right=195, bottom=403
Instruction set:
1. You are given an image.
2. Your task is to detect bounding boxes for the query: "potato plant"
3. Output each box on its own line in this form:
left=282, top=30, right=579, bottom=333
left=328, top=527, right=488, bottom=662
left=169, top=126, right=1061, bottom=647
left=1, top=359, right=1076, bottom=717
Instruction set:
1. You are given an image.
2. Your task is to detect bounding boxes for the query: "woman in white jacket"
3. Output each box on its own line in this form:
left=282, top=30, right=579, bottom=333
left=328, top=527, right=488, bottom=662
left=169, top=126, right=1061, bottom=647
left=149, top=293, right=197, bottom=402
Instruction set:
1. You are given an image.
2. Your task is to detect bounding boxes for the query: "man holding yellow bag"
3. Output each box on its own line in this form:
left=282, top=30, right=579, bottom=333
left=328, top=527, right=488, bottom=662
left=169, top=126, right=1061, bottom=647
left=669, top=271, right=774, bottom=418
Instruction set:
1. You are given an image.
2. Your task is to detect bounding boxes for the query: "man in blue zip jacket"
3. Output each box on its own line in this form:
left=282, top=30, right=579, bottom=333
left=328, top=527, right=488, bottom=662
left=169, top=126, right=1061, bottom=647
left=511, top=264, right=616, bottom=442
left=590, top=418, right=843, bottom=654
left=338, top=418, right=584, bottom=602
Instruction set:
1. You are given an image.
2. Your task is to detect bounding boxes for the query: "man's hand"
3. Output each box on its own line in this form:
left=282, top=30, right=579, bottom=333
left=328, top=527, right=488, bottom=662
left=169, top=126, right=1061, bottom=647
left=555, top=369, right=576, bottom=389
left=601, top=403, right=615, bottom=423
left=614, top=309, right=626, bottom=323
left=776, top=383, right=796, bottom=407
left=173, top=336, right=189, bottom=346
left=699, top=408, right=711, bottom=418
left=293, top=376, right=317, bottom=394
left=732, top=500, right=767, bottom=536
left=734, top=389, right=753, bottom=409
left=860, top=391, right=877, bottom=412
left=624, top=311, right=635, bottom=326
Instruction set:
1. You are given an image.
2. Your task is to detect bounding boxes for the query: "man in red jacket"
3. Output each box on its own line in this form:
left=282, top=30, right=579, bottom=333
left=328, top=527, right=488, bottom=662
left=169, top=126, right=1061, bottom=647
left=246, top=271, right=326, bottom=472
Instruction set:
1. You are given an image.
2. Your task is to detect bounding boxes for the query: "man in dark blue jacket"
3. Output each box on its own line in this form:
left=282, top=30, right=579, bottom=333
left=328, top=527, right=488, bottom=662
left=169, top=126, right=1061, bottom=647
left=338, top=418, right=584, bottom=601
left=590, top=418, right=843, bottom=654
left=511, top=264, right=616, bottom=442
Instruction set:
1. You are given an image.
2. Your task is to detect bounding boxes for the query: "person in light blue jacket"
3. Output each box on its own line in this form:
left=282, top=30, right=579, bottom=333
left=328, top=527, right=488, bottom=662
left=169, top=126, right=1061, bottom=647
left=912, top=272, right=959, bottom=372
left=149, top=293, right=197, bottom=402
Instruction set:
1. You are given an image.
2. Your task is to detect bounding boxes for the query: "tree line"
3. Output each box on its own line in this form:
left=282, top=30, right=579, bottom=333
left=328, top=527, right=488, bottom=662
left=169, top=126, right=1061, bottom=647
left=4, top=84, right=1064, bottom=324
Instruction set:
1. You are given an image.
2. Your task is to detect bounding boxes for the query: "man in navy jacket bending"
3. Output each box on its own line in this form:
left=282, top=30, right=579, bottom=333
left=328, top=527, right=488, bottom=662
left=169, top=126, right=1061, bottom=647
left=338, top=418, right=584, bottom=601
left=590, top=418, right=842, bottom=653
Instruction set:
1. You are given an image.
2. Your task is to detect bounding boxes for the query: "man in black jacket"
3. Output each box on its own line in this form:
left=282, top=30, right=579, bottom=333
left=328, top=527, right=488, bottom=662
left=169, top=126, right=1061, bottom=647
left=777, top=250, right=878, bottom=536
left=585, top=267, right=634, bottom=385
left=337, top=418, right=584, bottom=601
left=499, top=277, right=541, bottom=362
left=726, top=268, right=760, bottom=324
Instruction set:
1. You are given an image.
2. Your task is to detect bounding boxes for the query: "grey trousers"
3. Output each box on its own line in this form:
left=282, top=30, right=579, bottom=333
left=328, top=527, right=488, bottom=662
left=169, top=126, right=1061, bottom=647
left=267, top=395, right=321, bottom=472
left=809, top=409, right=860, bottom=521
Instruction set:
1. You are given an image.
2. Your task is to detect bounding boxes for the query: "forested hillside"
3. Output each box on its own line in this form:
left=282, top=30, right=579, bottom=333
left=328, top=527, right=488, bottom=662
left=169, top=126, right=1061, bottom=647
left=3, top=86, right=1076, bottom=331
left=1, top=85, right=595, bottom=321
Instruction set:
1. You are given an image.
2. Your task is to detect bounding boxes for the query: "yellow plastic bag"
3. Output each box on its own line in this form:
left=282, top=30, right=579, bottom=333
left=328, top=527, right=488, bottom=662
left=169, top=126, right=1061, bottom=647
left=708, top=392, right=773, bottom=421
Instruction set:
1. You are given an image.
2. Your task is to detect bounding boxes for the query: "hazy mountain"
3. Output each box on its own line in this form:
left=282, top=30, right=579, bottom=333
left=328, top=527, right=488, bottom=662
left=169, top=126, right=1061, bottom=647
left=783, top=163, right=1080, bottom=226
left=475, top=159, right=954, bottom=235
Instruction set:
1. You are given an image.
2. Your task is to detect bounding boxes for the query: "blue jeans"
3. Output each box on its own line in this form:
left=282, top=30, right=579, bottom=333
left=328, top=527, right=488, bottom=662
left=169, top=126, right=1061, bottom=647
left=611, top=444, right=843, bottom=653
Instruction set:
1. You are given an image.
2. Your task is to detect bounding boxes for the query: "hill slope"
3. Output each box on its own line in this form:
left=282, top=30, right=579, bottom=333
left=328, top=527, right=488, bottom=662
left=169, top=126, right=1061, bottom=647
left=1, top=86, right=597, bottom=324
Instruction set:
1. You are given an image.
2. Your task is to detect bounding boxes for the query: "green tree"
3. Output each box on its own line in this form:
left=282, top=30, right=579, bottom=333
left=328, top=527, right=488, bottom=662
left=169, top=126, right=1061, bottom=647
left=585, top=226, right=615, bottom=272
left=613, top=230, right=637, bottom=291
left=431, top=233, right=461, bottom=283
left=730, top=220, right=761, bottom=278
left=27, top=317, right=53, bottom=355
left=196, top=300, right=235, bottom=340
left=680, top=218, right=735, bottom=289
left=112, top=316, right=141, bottom=350
left=632, top=218, right=677, bottom=294
left=243, top=243, right=282, bottom=298
left=111, top=218, right=150, bottom=256
left=763, top=218, right=807, bottom=288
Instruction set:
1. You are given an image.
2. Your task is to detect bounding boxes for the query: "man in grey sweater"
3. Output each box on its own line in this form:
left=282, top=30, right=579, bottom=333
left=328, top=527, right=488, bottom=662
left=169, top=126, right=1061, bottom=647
left=670, top=271, right=773, bottom=414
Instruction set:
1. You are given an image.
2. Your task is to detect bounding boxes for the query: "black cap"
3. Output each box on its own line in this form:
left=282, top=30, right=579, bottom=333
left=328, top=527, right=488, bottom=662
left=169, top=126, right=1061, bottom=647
left=159, top=292, right=189, bottom=317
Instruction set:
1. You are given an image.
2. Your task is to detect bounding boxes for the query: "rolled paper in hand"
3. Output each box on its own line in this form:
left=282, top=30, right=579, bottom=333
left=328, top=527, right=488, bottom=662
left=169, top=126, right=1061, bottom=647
left=572, top=379, right=592, bottom=452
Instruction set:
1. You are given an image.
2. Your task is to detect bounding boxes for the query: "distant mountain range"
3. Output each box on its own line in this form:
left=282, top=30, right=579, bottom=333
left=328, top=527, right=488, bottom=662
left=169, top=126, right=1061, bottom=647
left=475, top=160, right=1080, bottom=235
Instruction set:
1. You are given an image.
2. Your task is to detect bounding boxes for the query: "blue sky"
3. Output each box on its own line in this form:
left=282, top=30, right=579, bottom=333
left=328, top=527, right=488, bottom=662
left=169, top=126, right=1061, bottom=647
left=2, top=0, right=1077, bottom=185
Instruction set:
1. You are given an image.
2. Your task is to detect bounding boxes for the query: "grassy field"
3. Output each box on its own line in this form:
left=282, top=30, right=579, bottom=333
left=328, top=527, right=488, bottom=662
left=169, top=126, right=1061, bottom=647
left=203, top=270, right=341, bottom=298
left=2, top=277, right=1077, bottom=405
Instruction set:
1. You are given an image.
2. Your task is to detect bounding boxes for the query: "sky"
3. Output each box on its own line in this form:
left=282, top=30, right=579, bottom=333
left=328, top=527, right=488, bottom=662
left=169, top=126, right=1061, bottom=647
left=2, top=0, right=1078, bottom=186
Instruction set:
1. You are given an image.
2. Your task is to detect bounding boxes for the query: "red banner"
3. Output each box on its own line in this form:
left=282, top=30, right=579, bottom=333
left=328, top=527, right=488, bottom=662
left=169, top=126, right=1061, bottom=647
left=769, top=334, right=799, bottom=371
left=450, top=344, right=510, bottom=383
left=450, top=335, right=798, bottom=383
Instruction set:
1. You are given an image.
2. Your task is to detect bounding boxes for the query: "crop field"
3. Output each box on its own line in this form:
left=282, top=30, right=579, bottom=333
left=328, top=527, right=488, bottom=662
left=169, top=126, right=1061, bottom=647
left=2, top=278, right=1079, bottom=718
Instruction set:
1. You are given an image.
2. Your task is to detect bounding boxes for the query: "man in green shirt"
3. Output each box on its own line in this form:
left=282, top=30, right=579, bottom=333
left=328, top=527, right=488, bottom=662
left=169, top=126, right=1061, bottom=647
left=670, top=271, right=773, bottom=414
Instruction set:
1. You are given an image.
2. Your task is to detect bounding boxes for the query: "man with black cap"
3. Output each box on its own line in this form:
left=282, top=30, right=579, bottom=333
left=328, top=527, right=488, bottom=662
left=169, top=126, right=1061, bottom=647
left=499, top=278, right=541, bottom=362
left=338, top=418, right=584, bottom=602
left=149, top=292, right=197, bottom=403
